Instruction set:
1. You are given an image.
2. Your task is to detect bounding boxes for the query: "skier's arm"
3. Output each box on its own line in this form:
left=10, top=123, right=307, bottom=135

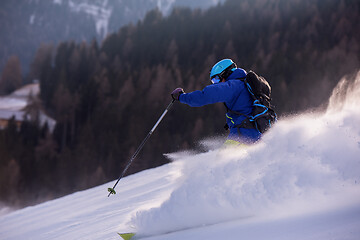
left=179, top=81, right=239, bottom=107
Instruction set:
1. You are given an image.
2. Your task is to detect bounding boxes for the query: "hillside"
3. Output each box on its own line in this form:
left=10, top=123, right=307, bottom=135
left=0, top=0, right=359, bottom=209
left=1, top=73, right=359, bottom=239
left=0, top=0, right=224, bottom=74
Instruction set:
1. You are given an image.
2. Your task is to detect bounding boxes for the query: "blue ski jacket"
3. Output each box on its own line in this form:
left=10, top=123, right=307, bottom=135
left=179, top=68, right=261, bottom=143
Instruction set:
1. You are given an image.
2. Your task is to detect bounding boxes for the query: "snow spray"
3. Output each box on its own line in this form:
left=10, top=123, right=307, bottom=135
left=131, top=72, right=360, bottom=236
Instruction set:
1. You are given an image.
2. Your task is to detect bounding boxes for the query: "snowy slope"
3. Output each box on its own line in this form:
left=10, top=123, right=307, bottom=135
left=0, top=83, right=39, bottom=111
left=1, top=72, right=360, bottom=240
left=0, top=163, right=182, bottom=240
left=0, top=83, right=56, bottom=131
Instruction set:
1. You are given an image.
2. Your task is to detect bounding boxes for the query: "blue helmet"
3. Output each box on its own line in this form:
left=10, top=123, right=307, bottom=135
left=210, top=59, right=237, bottom=81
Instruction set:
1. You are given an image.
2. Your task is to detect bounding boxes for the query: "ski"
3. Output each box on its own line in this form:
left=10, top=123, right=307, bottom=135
left=118, top=232, right=136, bottom=240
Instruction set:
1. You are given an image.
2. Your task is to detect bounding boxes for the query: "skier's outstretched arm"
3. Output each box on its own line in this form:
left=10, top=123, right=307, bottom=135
left=175, top=81, right=240, bottom=107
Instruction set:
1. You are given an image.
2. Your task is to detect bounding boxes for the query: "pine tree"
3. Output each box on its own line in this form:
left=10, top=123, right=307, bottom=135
left=0, top=56, right=22, bottom=95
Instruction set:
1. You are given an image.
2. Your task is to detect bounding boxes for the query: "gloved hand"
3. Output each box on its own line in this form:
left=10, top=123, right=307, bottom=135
left=171, top=88, right=184, bottom=101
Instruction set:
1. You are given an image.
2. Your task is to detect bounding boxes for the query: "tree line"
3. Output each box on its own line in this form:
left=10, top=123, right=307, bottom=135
left=0, top=0, right=359, bottom=207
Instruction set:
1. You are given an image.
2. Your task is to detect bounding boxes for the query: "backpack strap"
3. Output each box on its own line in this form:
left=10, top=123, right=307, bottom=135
left=225, top=106, right=250, bottom=118
left=224, top=105, right=256, bottom=130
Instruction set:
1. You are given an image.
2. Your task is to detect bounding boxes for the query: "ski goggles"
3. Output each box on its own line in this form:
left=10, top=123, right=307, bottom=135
left=210, top=75, right=221, bottom=84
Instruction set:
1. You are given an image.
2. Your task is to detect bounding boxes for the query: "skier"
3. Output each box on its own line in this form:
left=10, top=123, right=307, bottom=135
left=171, top=59, right=262, bottom=146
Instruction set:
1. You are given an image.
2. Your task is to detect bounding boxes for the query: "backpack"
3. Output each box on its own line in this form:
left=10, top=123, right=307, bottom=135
left=226, top=70, right=277, bottom=133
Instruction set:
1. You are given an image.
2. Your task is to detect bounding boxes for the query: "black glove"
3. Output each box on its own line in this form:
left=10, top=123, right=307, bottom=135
left=171, top=88, right=184, bottom=101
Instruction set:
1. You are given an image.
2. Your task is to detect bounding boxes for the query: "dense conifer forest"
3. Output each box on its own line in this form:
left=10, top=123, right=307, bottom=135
left=0, top=0, right=359, bottom=207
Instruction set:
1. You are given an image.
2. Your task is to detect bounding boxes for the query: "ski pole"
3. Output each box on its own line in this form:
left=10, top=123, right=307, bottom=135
left=108, top=99, right=176, bottom=197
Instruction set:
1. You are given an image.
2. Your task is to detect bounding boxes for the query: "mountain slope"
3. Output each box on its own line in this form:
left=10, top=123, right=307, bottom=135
left=1, top=73, right=360, bottom=239
left=0, top=163, right=182, bottom=240
left=0, top=0, right=225, bottom=74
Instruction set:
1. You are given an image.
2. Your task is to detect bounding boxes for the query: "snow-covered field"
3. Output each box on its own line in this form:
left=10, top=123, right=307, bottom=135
left=0, top=83, right=56, bottom=131
left=0, top=83, right=39, bottom=111
left=1, top=73, right=360, bottom=240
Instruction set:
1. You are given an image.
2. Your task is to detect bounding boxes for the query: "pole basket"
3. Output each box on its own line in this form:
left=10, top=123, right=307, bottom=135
left=108, top=188, right=116, bottom=195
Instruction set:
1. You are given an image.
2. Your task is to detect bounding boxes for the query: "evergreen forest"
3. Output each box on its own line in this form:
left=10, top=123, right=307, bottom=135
left=0, top=0, right=359, bottom=207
